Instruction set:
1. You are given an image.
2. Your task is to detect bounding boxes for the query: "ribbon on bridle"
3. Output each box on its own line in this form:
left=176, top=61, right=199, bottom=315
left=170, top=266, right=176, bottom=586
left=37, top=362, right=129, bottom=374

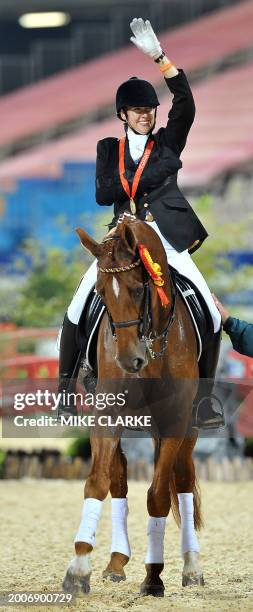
left=138, top=244, right=170, bottom=307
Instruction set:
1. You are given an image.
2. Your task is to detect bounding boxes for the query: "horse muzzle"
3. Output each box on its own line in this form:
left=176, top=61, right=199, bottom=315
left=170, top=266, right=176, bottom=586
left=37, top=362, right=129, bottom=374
left=115, top=345, right=148, bottom=373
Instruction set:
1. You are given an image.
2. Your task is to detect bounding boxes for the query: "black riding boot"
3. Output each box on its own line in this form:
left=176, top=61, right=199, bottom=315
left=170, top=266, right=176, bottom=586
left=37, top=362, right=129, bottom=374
left=57, top=314, right=97, bottom=419
left=193, top=328, right=225, bottom=429
left=57, top=314, right=83, bottom=419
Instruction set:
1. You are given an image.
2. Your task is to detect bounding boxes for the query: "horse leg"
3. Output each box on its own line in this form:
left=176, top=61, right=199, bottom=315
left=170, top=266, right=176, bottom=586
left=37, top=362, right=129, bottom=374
left=174, top=435, right=204, bottom=587
left=140, top=437, right=183, bottom=598
left=62, top=436, right=119, bottom=595
left=103, top=441, right=130, bottom=582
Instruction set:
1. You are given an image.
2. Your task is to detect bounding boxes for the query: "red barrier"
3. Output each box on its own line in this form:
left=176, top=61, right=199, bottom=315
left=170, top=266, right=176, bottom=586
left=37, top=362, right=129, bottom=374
left=0, top=355, right=58, bottom=379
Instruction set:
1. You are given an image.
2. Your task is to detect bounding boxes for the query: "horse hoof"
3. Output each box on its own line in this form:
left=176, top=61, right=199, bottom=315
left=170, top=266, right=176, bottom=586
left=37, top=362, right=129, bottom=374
left=62, top=571, right=78, bottom=594
left=102, top=570, right=126, bottom=582
left=79, top=575, right=91, bottom=594
left=182, top=573, right=204, bottom=587
left=62, top=570, right=91, bottom=595
left=140, top=583, right=165, bottom=598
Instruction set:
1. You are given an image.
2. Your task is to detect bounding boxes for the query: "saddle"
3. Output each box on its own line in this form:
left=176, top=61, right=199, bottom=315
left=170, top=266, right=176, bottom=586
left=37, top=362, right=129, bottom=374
left=76, top=269, right=213, bottom=370
left=172, top=270, right=213, bottom=360
left=76, top=289, right=105, bottom=371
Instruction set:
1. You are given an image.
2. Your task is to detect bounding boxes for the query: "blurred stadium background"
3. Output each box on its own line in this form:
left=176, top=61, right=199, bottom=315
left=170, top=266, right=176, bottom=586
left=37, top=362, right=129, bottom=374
left=1, top=0, right=253, bottom=463
left=1, top=0, right=253, bottom=273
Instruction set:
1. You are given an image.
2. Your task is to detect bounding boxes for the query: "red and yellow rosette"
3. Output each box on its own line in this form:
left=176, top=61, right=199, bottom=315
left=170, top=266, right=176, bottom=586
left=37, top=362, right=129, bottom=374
left=138, top=244, right=170, bottom=307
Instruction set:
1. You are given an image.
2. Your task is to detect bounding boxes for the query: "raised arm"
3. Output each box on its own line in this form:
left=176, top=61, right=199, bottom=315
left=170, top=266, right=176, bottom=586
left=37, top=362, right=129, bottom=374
left=130, top=18, right=195, bottom=155
left=162, top=70, right=195, bottom=155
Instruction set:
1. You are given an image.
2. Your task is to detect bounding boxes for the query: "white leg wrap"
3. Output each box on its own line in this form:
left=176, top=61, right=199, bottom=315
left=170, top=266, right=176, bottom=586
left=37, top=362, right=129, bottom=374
left=74, top=498, right=103, bottom=547
left=178, top=492, right=200, bottom=555
left=110, top=498, right=131, bottom=558
left=145, top=517, right=166, bottom=564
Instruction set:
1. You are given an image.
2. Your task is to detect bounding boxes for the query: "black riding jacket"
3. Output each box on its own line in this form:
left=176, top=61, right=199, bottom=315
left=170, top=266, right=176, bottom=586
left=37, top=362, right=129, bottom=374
left=95, top=69, right=208, bottom=254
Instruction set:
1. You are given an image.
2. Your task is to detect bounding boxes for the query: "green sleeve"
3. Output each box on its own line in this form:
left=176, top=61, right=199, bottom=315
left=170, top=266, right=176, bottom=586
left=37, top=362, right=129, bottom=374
left=223, top=316, right=253, bottom=357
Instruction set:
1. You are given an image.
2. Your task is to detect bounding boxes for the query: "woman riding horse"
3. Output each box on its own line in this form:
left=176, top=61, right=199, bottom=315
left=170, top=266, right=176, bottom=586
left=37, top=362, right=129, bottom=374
left=58, top=17, right=223, bottom=429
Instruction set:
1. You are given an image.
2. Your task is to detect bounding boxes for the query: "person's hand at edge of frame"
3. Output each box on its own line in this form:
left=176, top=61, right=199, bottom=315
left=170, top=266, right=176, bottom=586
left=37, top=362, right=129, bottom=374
left=212, top=293, right=230, bottom=325
left=130, top=18, right=162, bottom=59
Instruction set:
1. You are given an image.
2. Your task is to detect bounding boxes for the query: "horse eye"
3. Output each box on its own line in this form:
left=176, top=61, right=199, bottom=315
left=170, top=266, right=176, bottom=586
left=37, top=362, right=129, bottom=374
left=132, top=286, right=144, bottom=300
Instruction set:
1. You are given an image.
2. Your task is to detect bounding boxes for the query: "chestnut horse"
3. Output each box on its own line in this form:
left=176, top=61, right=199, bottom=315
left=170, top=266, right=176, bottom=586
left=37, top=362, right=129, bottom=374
left=62, top=214, right=204, bottom=597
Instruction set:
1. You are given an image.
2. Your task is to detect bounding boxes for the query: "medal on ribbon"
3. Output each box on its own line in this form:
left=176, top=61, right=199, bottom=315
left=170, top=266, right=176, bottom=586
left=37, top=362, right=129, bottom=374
left=130, top=197, right=136, bottom=214
left=119, top=137, right=154, bottom=216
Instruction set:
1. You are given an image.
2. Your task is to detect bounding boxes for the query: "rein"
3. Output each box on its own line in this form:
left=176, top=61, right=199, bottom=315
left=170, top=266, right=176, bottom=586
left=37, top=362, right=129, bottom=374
left=98, top=235, right=176, bottom=359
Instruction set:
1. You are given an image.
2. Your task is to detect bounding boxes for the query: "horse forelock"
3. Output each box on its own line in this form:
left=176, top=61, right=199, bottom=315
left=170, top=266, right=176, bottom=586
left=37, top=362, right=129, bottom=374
left=118, top=217, right=165, bottom=263
left=100, top=218, right=165, bottom=271
left=97, top=218, right=167, bottom=291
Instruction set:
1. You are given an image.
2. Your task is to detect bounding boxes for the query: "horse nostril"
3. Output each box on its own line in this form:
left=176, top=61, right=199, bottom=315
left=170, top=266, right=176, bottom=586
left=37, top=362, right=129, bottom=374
left=132, top=358, right=144, bottom=371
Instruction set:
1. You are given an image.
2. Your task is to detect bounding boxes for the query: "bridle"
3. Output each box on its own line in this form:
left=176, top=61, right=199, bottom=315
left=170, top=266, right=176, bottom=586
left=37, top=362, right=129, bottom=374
left=97, top=235, right=177, bottom=359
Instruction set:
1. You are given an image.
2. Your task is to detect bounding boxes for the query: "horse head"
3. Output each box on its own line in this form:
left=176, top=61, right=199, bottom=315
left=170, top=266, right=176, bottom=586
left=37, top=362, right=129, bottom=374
left=76, top=214, right=172, bottom=374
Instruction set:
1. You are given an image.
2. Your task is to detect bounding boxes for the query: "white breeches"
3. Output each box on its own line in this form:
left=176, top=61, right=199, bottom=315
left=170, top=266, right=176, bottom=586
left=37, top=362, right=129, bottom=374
left=67, top=221, right=221, bottom=333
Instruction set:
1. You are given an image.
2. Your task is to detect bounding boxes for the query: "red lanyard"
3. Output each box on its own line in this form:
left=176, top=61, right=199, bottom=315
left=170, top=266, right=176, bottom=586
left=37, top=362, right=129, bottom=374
left=119, top=136, right=154, bottom=214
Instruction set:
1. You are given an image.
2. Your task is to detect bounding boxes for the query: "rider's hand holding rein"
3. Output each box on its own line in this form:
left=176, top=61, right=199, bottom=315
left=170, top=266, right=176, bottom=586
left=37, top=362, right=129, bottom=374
left=130, top=18, right=179, bottom=79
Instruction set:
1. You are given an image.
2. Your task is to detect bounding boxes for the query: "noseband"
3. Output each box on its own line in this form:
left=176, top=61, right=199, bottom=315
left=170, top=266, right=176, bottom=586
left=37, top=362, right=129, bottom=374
left=98, top=234, right=176, bottom=359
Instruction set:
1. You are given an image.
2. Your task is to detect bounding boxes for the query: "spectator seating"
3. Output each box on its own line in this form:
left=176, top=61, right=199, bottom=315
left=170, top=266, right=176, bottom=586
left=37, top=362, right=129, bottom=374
left=1, top=61, right=253, bottom=190
left=0, top=163, right=98, bottom=261
left=0, top=0, right=252, bottom=150
left=1, top=1, right=253, bottom=266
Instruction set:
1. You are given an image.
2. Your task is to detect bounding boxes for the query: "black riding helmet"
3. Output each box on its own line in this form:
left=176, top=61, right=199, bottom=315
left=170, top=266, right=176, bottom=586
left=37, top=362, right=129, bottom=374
left=116, top=77, right=160, bottom=129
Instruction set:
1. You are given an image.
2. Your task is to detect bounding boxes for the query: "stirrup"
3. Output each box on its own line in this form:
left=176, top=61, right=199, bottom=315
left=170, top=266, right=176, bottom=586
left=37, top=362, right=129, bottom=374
left=56, top=401, right=78, bottom=421
left=192, top=394, right=225, bottom=430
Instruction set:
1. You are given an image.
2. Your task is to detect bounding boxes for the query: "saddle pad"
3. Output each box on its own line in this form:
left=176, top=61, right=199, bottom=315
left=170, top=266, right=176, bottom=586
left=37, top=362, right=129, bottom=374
left=76, top=288, right=105, bottom=370
left=173, top=270, right=214, bottom=361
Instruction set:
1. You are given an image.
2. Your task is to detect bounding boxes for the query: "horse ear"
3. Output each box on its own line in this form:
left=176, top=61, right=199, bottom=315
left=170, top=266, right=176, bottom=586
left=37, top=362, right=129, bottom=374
left=75, top=227, right=102, bottom=258
left=121, top=223, right=138, bottom=254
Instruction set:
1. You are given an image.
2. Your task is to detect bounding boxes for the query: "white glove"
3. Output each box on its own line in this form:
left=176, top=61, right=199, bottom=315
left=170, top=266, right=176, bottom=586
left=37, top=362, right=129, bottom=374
left=130, top=18, right=162, bottom=60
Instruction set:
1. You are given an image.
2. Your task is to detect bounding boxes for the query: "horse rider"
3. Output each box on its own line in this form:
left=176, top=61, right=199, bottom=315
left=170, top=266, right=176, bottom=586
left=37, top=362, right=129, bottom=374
left=58, top=17, right=224, bottom=429
left=213, top=295, right=253, bottom=358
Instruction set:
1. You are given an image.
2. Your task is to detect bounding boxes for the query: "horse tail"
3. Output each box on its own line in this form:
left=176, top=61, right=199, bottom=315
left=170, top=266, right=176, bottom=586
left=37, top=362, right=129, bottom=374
left=154, top=438, right=161, bottom=468
left=192, top=477, right=203, bottom=530
left=169, top=471, right=181, bottom=527
left=169, top=472, right=203, bottom=531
